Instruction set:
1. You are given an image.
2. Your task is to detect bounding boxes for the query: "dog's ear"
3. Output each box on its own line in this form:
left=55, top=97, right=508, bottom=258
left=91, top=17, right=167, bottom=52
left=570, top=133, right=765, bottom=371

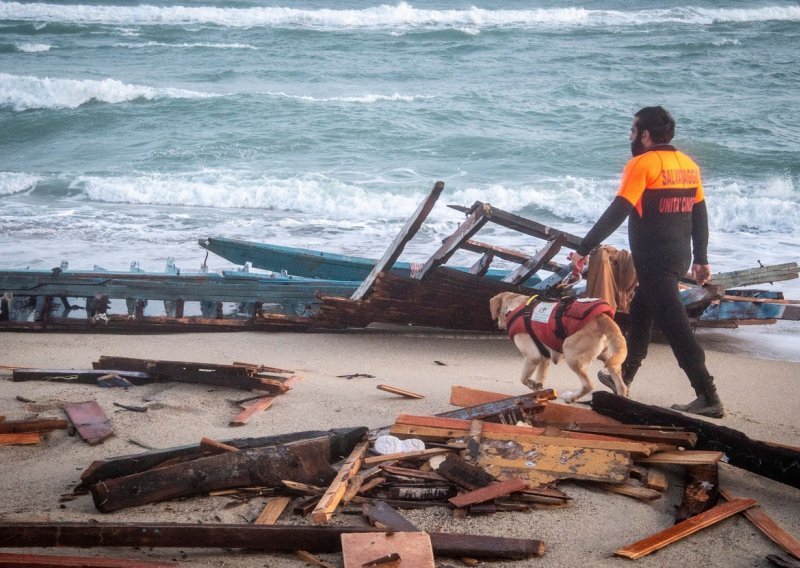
left=489, top=294, right=503, bottom=321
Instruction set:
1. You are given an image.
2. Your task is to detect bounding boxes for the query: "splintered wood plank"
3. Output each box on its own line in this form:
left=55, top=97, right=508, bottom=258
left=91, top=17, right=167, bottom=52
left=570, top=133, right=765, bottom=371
left=63, top=401, right=112, bottom=445
left=720, top=489, right=800, bottom=560
left=0, top=433, right=41, bottom=446
left=254, top=496, right=291, bottom=525
left=449, top=386, right=514, bottom=407
left=392, top=415, right=659, bottom=455
left=614, top=498, right=758, bottom=560
left=535, top=401, right=622, bottom=426
left=0, top=552, right=178, bottom=567
left=294, top=550, right=337, bottom=568
left=229, top=397, right=275, bottom=426
left=199, top=437, right=239, bottom=453
left=341, top=532, right=435, bottom=568
left=312, top=440, right=369, bottom=524
left=636, top=450, right=723, bottom=465
left=449, top=478, right=529, bottom=508
left=0, top=419, right=69, bottom=434
left=478, top=439, right=631, bottom=485
left=377, top=384, right=424, bottom=399
left=595, top=480, right=663, bottom=502
left=363, top=448, right=453, bottom=466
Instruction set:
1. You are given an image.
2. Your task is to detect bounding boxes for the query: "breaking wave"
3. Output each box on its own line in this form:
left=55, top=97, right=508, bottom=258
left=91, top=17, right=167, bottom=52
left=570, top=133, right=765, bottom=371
left=0, top=73, right=218, bottom=111
left=0, top=171, right=41, bottom=196
left=1, top=2, right=798, bottom=30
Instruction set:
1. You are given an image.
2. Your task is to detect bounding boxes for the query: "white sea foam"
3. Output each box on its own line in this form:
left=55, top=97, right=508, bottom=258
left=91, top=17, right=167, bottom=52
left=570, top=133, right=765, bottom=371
left=115, top=41, right=256, bottom=50
left=0, top=171, right=40, bottom=195
left=65, top=170, right=800, bottom=235
left=265, top=91, right=430, bottom=103
left=1, top=2, right=798, bottom=30
left=15, top=42, right=51, bottom=52
left=0, top=73, right=217, bottom=111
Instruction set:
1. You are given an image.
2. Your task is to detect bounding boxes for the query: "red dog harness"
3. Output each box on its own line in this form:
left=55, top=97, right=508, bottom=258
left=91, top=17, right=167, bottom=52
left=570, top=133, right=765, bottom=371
left=506, top=296, right=615, bottom=354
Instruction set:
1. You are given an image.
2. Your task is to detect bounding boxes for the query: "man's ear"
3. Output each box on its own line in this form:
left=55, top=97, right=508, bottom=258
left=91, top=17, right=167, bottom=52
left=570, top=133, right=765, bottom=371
left=640, top=129, right=652, bottom=146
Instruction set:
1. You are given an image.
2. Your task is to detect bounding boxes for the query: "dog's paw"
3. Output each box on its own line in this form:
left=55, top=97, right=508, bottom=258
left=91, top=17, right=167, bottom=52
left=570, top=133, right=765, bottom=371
left=521, top=378, right=543, bottom=391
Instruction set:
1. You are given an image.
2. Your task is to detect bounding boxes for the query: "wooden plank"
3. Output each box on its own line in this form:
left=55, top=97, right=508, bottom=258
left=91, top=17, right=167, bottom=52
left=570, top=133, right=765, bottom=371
left=342, top=466, right=381, bottom=503
left=595, top=480, right=663, bottom=502
left=376, top=384, right=424, bottom=399
left=614, top=498, right=758, bottom=559
left=501, top=235, right=565, bottom=285
left=63, top=401, right=112, bottom=446
left=592, top=391, right=800, bottom=489
left=550, top=423, right=697, bottom=448
left=414, top=203, right=491, bottom=280
left=351, top=181, right=445, bottom=300
left=199, top=437, right=239, bottom=453
left=449, top=478, right=529, bottom=508
left=363, top=448, right=453, bottom=466
left=535, top=401, right=622, bottom=426
left=90, top=437, right=341, bottom=513
left=0, top=433, right=41, bottom=446
left=478, top=438, right=632, bottom=485
left=229, top=397, right=275, bottom=426
left=449, top=385, right=515, bottom=407
left=312, top=440, right=370, bottom=524
left=644, top=468, right=669, bottom=492
left=635, top=450, right=723, bottom=465
left=720, top=489, right=800, bottom=560
left=0, top=552, right=177, bottom=567
left=380, top=465, right=448, bottom=483
left=341, top=532, right=434, bottom=568
left=254, top=496, right=291, bottom=525
left=392, top=415, right=660, bottom=455
left=294, top=550, right=337, bottom=568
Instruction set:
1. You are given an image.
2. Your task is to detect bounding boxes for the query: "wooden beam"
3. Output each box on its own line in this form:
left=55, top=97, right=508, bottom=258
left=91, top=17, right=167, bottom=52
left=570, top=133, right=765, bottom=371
left=614, top=498, right=757, bottom=559
left=449, top=478, right=529, bottom=508
left=63, top=401, right=112, bottom=446
left=719, top=489, right=800, bottom=560
left=676, top=464, right=719, bottom=522
left=351, top=181, right=445, bottom=300
left=312, top=440, right=370, bottom=524
left=229, top=397, right=275, bottom=426
left=254, top=496, right=291, bottom=525
left=592, top=391, right=800, bottom=489
left=0, top=433, right=41, bottom=446
left=414, top=203, right=491, bottom=280
left=501, top=235, right=565, bottom=285
left=363, top=448, right=453, bottom=467
left=376, top=384, right=424, bottom=399
left=635, top=451, right=723, bottom=465
left=437, top=390, right=556, bottom=421
left=0, top=552, right=177, bottom=567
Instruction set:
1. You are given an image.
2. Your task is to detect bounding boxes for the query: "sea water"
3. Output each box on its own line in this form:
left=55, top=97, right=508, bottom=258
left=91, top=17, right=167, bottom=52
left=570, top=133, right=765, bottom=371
left=1, top=1, right=798, bottom=359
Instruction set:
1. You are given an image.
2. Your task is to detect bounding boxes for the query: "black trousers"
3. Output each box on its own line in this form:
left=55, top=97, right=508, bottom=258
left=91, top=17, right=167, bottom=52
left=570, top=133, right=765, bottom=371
left=624, top=270, right=715, bottom=395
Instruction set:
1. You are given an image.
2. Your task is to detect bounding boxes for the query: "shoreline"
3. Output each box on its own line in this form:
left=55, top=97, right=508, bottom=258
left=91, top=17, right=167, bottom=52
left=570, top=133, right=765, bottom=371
left=1, top=329, right=798, bottom=567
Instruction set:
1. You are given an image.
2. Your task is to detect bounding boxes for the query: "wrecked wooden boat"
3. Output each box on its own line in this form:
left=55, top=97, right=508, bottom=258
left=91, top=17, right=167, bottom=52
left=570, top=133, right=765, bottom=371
left=2, top=180, right=798, bottom=332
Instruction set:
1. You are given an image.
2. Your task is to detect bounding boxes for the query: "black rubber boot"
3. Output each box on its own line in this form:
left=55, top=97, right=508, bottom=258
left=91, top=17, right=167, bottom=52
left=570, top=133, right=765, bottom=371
left=671, top=385, right=724, bottom=418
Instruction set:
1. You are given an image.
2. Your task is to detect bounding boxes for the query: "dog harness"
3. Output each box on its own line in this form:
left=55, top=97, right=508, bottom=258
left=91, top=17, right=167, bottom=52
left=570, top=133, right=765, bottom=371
left=506, top=295, right=615, bottom=355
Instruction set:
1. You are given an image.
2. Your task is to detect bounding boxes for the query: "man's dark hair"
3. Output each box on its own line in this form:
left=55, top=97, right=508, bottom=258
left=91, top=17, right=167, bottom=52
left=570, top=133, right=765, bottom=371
left=635, top=106, right=675, bottom=144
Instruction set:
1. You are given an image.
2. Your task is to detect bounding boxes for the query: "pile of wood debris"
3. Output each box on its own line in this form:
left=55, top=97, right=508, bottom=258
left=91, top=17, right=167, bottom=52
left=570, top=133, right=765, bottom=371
left=1, top=358, right=798, bottom=567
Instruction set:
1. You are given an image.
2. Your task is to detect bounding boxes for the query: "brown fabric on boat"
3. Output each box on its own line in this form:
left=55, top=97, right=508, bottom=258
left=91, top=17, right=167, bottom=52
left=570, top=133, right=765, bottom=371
left=585, top=245, right=638, bottom=314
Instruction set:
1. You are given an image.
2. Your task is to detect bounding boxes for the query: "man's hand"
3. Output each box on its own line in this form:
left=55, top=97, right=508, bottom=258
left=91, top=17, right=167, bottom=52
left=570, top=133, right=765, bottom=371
left=569, top=252, right=587, bottom=274
left=692, top=263, right=712, bottom=286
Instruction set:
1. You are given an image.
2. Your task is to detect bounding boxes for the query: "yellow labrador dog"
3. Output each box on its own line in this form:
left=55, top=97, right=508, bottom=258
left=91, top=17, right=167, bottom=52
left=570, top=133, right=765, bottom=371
left=489, top=291, right=628, bottom=403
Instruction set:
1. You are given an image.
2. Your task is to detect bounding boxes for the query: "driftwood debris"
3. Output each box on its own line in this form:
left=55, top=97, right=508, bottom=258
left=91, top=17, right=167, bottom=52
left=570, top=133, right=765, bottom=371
left=592, top=392, right=800, bottom=489
left=312, top=440, right=370, bottom=524
left=342, top=532, right=434, bottom=568
left=614, top=498, right=758, bottom=559
left=92, top=356, right=290, bottom=393
left=719, top=489, right=800, bottom=560
left=376, top=384, right=425, bottom=399
left=0, top=552, right=177, bottom=567
left=63, top=401, right=112, bottom=446
left=78, top=427, right=367, bottom=490
left=89, top=432, right=366, bottom=512
left=0, top=521, right=546, bottom=560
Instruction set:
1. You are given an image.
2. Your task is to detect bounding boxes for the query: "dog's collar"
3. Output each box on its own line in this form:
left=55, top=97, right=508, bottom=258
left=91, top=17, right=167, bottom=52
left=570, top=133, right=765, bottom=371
left=525, top=294, right=539, bottom=306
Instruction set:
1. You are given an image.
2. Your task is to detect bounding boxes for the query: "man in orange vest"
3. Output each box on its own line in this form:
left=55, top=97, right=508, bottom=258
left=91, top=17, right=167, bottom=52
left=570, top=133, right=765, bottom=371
left=570, top=106, right=724, bottom=418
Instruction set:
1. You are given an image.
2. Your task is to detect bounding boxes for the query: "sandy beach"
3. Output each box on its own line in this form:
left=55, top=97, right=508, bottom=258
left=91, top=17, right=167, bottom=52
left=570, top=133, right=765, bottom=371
left=1, top=328, right=798, bottom=567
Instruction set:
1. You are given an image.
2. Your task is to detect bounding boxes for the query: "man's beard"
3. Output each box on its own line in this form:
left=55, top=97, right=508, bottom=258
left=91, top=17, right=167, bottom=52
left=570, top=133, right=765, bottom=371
left=631, top=133, right=647, bottom=156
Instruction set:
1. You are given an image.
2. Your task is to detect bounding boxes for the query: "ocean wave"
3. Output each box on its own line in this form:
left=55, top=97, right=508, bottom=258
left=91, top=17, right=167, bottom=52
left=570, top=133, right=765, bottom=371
left=15, top=42, right=51, bottom=52
left=1, top=2, right=798, bottom=30
left=64, top=171, right=800, bottom=234
left=0, top=171, right=40, bottom=196
left=114, top=41, right=257, bottom=50
left=0, top=73, right=218, bottom=111
left=265, top=91, right=432, bottom=104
